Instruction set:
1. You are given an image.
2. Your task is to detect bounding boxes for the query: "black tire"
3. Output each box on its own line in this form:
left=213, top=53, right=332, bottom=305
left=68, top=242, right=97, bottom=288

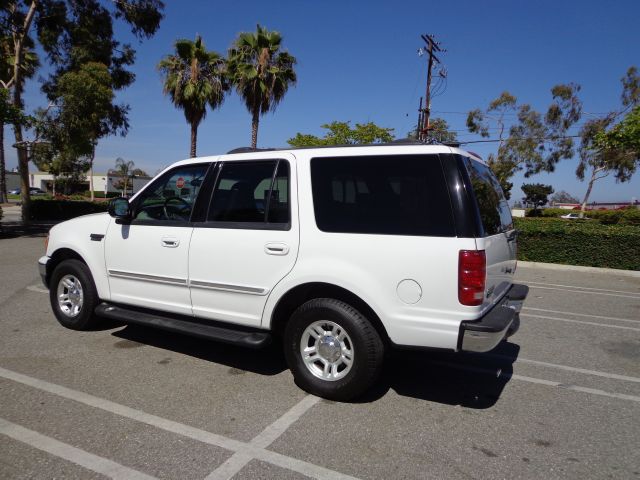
left=49, top=259, right=100, bottom=331
left=283, top=298, right=385, bottom=401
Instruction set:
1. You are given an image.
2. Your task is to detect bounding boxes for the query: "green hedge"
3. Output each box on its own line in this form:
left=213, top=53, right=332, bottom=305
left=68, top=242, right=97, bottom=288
left=515, top=217, right=640, bottom=270
left=527, top=207, right=640, bottom=225
left=29, top=199, right=109, bottom=221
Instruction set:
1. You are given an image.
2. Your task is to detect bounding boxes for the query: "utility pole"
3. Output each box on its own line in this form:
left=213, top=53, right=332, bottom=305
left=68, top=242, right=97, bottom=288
left=417, top=34, right=444, bottom=142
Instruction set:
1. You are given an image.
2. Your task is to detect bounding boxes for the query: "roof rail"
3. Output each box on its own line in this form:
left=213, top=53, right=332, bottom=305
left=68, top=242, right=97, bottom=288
left=226, top=147, right=276, bottom=154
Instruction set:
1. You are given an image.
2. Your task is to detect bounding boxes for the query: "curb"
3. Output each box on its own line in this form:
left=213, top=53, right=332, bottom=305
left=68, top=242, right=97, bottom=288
left=517, top=261, right=640, bottom=278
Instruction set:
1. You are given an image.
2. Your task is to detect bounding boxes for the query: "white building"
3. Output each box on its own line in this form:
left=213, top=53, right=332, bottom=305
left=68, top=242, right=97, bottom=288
left=29, top=171, right=151, bottom=195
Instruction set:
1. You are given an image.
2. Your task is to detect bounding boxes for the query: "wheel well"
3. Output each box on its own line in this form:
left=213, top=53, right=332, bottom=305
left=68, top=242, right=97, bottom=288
left=46, top=249, right=86, bottom=286
left=270, top=282, right=390, bottom=345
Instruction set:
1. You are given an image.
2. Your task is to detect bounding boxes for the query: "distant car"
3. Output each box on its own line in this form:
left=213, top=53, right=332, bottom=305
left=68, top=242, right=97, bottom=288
left=561, top=213, right=585, bottom=219
left=9, top=188, right=46, bottom=195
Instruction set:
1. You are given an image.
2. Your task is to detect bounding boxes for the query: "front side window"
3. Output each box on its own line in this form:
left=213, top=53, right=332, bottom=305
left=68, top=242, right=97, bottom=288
left=132, top=164, right=210, bottom=223
left=463, top=157, right=513, bottom=236
left=207, top=160, right=290, bottom=227
left=311, top=155, right=455, bottom=236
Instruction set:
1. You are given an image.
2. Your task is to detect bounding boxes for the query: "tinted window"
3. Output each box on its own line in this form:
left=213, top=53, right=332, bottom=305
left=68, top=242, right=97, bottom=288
left=463, top=157, right=513, bottom=236
left=133, top=164, right=209, bottom=223
left=207, top=160, right=290, bottom=225
left=311, top=155, right=455, bottom=236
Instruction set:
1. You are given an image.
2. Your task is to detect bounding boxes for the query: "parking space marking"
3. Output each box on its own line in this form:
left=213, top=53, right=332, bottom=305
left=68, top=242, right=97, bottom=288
left=26, top=284, right=48, bottom=294
left=523, top=307, right=640, bottom=324
left=0, top=417, right=158, bottom=480
left=431, top=361, right=640, bottom=403
left=487, top=355, right=640, bottom=384
left=0, top=367, right=357, bottom=480
left=527, top=285, right=640, bottom=299
left=205, top=395, right=321, bottom=480
left=525, top=281, right=640, bottom=296
left=520, top=313, right=640, bottom=332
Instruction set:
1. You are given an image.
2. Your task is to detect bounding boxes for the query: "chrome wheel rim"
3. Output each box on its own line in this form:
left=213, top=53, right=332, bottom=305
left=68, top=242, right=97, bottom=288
left=57, top=275, right=84, bottom=317
left=300, top=320, right=354, bottom=381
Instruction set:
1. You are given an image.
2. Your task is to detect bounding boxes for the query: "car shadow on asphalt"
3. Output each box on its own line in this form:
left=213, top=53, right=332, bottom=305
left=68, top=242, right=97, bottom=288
left=111, top=323, right=519, bottom=408
left=360, top=342, right=521, bottom=408
left=111, top=324, right=288, bottom=376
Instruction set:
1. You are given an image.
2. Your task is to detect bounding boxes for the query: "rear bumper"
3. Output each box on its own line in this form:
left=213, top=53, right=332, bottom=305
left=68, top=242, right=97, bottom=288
left=458, top=283, right=529, bottom=352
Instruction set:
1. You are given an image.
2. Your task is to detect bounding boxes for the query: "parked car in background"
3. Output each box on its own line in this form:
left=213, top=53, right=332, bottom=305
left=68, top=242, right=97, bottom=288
left=9, top=187, right=46, bottom=196
left=561, top=213, right=586, bottom=219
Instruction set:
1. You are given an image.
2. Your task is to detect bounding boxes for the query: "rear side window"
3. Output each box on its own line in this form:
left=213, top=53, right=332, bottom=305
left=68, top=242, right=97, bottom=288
left=311, top=155, right=455, bottom=236
left=462, top=157, right=513, bottom=236
left=206, top=160, right=290, bottom=228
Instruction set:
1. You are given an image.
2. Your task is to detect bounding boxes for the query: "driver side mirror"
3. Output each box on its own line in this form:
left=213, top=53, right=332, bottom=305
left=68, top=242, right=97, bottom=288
left=108, top=198, right=131, bottom=223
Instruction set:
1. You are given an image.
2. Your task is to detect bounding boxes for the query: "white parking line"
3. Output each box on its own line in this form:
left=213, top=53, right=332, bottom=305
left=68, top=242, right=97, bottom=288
left=520, top=313, right=640, bottom=332
left=26, top=285, right=48, bottom=294
left=206, top=395, right=321, bottom=480
left=525, top=281, right=640, bottom=296
left=489, top=356, right=640, bottom=384
left=527, top=285, right=640, bottom=299
left=523, top=307, right=640, bottom=324
left=0, top=417, right=158, bottom=480
left=431, top=361, right=640, bottom=403
left=0, top=367, right=357, bottom=480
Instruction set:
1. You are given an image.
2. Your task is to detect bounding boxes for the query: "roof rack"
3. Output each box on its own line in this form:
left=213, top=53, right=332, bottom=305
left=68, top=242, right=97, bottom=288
left=226, top=147, right=276, bottom=154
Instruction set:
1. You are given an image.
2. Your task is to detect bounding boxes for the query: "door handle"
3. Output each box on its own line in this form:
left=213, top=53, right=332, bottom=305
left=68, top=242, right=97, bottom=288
left=264, top=243, right=289, bottom=255
left=161, top=237, right=180, bottom=248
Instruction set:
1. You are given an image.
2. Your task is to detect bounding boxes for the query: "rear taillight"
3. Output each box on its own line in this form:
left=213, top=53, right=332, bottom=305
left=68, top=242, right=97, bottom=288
left=458, top=250, right=486, bottom=306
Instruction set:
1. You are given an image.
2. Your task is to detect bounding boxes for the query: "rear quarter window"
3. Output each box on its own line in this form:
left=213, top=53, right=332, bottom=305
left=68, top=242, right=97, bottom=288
left=462, top=157, right=513, bottom=236
left=311, top=155, right=455, bottom=236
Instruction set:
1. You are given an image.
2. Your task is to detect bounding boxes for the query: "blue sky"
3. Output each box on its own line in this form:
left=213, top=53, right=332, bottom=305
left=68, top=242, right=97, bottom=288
left=6, top=0, right=640, bottom=203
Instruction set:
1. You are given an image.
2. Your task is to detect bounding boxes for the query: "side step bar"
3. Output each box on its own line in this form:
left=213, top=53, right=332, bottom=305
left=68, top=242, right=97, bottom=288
left=95, top=303, right=271, bottom=349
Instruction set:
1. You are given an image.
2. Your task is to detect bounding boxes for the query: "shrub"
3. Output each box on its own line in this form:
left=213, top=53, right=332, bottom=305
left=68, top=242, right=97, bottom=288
left=515, top=217, right=640, bottom=270
left=29, top=199, right=109, bottom=221
left=83, top=191, right=120, bottom=198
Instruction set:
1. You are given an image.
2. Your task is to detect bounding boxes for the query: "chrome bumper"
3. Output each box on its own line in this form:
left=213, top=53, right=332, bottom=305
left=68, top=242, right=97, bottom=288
left=38, top=256, right=49, bottom=288
left=459, top=284, right=529, bottom=353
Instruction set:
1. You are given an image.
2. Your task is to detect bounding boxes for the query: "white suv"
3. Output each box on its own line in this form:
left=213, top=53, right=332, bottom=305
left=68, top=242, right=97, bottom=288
left=39, top=144, right=528, bottom=400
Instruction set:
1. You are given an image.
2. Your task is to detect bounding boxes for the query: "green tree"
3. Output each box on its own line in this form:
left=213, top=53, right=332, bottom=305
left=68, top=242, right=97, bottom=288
left=521, top=183, right=554, bottom=210
left=0, top=32, right=38, bottom=203
left=577, top=67, right=639, bottom=216
left=228, top=24, right=297, bottom=148
left=288, top=121, right=394, bottom=147
left=42, top=62, right=128, bottom=200
left=114, top=157, right=135, bottom=196
left=550, top=190, right=579, bottom=205
left=408, top=117, right=457, bottom=143
left=1, top=0, right=164, bottom=220
left=158, top=35, right=227, bottom=158
left=467, top=86, right=582, bottom=200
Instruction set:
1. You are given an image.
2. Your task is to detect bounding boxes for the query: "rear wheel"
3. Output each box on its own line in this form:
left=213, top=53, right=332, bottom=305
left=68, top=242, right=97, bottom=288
left=284, top=298, right=384, bottom=401
left=49, top=259, right=100, bottom=330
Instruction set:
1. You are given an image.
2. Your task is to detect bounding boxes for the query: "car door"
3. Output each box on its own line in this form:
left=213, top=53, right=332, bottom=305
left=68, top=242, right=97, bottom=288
left=104, top=162, right=211, bottom=315
left=188, top=155, right=299, bottom=327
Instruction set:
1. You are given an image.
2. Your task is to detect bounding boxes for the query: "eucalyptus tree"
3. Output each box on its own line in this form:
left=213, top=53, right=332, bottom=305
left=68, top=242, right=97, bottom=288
left=228, top=24, right=297, bottom=148
left=158, top=35, right=228, bottom=157
left=1, top=0, right=164, bottom=220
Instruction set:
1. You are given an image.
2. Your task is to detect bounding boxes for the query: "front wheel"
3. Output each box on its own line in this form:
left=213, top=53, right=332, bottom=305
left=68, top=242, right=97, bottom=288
left=49, top=259, right=100, bottom=330
left=284, top=298, right=385, bottom=401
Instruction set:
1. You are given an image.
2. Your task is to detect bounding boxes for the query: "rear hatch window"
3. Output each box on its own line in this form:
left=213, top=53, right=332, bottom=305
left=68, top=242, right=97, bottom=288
left=311, top=155, right=455, bottom=236
left=462, top=157, right=513, bottom=236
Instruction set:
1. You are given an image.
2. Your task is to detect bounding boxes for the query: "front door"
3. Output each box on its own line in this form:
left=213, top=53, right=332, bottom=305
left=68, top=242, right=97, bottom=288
left=105, top=163, right=211, bottom=315
left=189, top=156, right=298, bottom=327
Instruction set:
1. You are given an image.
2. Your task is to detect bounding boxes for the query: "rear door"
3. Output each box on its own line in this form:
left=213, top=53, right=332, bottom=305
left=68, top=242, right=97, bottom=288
left=188, top=155, right=299, bottom=327
left=461, top=157, right=516, bottom=307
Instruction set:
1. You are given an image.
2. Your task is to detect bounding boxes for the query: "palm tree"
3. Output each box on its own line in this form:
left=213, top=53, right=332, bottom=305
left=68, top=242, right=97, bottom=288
left=158, top=35, right=227, bottom=157
left=114, top=157, right=134, bottom=197
left=227, top=25, right=297, bottom=148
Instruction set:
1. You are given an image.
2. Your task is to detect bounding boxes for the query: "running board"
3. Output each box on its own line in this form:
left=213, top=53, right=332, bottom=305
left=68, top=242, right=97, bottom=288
left=95, top=303, right=271, bottom=349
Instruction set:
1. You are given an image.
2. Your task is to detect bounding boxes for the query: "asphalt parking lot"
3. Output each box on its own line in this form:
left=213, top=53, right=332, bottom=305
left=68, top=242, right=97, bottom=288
left=0, top=234, right=639, bottom=479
